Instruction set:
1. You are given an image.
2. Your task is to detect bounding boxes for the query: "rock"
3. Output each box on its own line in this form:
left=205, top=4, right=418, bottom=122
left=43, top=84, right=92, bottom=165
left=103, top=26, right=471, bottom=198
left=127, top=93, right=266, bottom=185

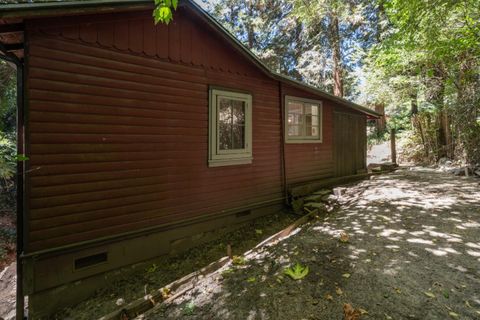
left=303, top=194, right=324, bottom=202
left=312, top=189, right=331, bottom=196
left=291, top=198, right=305, bottom=215
left=438, top=157, right=448, bottom=165
left=449, top=168, right=465, bottom=176
left=304, top=202, right=327, bottom=211
left=0, top=263, right=18, bottom=320
left=333, top=187, right=346, bottom=197
left=115, top=298, right=125, bottom=306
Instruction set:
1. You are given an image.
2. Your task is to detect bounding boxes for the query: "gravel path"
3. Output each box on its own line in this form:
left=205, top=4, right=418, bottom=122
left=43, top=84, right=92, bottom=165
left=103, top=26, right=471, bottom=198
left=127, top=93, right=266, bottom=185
left=148, top=168, right=480, bottom=320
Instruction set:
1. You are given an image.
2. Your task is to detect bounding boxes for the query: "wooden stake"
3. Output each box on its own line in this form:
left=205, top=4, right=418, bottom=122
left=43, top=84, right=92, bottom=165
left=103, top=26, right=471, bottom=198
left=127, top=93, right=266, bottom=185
left=227, top=244, right=232, bottom=259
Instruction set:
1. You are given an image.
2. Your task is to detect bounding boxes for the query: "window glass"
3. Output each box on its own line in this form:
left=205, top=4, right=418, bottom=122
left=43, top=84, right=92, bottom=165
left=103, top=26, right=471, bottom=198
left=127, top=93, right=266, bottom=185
left=285, top=97, right=322, bottom=142
left=218, top=98, right=246, bottom=150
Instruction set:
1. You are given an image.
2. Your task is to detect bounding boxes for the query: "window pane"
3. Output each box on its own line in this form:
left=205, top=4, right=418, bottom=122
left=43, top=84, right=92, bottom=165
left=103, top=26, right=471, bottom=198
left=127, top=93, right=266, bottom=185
left=288, top=113, right=303, bottom=125
left=305, top=104, right=318, bottom=116
left=232, top=124, right=245, bottom=149
left=305, top=115, right=318, bottom=126
left=218, top=97, right=246, bottom=150
left=288, top=101, right=303, bottom=114
left=232, top=100, right=245, bottom=125
left=305, top=126, right=319, bottom=137
left=219, top=122, right=232, bottom=149
left=288, top=125, right=301, bottom=136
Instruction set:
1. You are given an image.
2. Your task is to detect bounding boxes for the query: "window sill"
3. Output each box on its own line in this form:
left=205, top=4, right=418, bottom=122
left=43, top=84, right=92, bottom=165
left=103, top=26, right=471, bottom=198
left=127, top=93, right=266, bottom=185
left=208, top=158, right=253, bottom=167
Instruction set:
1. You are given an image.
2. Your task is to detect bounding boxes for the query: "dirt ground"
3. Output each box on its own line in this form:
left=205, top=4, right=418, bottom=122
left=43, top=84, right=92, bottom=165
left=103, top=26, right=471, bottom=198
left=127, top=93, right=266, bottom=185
left=146, top=168, right=480, bottom=320
left=54, top=210, right=297, bottom=319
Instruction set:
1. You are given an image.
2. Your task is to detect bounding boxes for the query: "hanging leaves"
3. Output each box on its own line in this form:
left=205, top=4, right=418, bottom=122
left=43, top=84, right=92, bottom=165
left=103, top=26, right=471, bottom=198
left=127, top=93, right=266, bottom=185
left=153, top=0, right=178, bottom=24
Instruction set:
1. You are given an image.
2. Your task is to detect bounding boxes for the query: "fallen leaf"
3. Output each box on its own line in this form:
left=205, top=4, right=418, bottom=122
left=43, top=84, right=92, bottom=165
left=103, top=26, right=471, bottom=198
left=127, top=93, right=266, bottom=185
left=343, top=303, right=361, bottom=320
left=325, top=294, right=334, bottom=301
left=336, top=287, right=343, bottom=295
left=448, top=311, right=459, bottom=318
left=359, top=308, right=368, bottom=315
left=424, top=291, right=436, bottom=298
left=465, top=300, right=472, bottom=308
left=339, top=232, right=350, bottom=243
left=342, top=273, right=351, bottom=279
left=395, top=288, right=402, bottom=294
left=161, top=287, right=171, bottom=299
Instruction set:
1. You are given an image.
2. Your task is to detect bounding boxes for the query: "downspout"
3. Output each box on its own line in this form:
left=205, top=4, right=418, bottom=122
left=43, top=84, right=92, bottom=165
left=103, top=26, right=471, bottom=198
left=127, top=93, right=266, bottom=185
left=278, top=81, right=288, bottom=204
left=16, top=61, right=25, bottom=320
left=0, top=44, right=25, bottom=320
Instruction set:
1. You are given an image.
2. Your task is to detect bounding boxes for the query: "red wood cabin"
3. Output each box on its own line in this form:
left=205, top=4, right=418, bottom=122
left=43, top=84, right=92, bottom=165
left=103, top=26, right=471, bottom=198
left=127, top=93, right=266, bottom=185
left=0, top=0, right=379, bottom=317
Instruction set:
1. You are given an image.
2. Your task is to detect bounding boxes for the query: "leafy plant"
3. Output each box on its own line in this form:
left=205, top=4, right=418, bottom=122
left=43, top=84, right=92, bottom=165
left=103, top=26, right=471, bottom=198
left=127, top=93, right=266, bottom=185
left=232, top=255, right=246, bottom=265
left=153, top=0, right=178, bottom=24
left=183, top=301, right=195, bottom=315
left=146, top=263, right=159, bottom=273
left=284, top=263, right=309, bottom=280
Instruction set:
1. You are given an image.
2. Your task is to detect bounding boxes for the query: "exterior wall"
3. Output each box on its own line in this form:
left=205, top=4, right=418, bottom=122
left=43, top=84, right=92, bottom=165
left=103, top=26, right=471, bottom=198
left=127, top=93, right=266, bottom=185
left=25, top=8, right=283, bottom=254
left=22, top=6, right=369, bottom=316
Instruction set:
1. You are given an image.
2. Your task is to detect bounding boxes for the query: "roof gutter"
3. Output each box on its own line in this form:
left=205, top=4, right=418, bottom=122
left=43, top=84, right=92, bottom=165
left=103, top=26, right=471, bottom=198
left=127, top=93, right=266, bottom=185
left=0, top=0, right=153, bottom=19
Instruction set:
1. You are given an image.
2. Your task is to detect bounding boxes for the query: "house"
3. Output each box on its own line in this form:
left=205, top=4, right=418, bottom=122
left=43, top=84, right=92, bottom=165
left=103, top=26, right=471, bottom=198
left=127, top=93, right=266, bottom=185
left=0, top=0, right=379, bottom=317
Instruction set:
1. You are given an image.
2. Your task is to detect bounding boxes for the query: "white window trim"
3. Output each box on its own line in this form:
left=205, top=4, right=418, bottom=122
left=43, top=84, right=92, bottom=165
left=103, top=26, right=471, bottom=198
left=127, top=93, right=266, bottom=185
left=284, top=95, right=323, bottom=144
left=209, top=88, right=253, bottom=167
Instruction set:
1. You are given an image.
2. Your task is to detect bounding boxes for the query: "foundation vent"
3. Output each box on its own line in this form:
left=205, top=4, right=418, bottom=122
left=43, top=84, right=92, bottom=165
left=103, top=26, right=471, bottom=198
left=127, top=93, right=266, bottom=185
left=74, top=252, right=108, bottom=270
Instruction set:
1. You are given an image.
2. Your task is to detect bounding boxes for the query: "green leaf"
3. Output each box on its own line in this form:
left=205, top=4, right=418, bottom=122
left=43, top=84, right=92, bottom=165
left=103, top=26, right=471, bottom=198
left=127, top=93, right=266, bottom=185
left=16, top=154, right=29, bottom=161
left=284, top=263, right=309, bottom=280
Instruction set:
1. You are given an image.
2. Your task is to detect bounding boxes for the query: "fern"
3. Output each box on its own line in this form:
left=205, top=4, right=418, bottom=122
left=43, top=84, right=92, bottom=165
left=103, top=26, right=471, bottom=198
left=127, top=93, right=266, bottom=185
left=284, top=263, right=309, bottom=280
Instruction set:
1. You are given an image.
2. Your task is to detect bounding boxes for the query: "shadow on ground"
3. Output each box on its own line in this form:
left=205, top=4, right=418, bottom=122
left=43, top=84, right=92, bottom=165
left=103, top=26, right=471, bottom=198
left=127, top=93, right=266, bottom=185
left=151, top=168, right=480, bottom=320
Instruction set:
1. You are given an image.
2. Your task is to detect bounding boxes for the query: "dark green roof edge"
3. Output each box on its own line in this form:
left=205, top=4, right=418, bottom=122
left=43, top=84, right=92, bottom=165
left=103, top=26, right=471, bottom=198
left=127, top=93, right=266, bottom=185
left=0, top=0, right=380, bottom=117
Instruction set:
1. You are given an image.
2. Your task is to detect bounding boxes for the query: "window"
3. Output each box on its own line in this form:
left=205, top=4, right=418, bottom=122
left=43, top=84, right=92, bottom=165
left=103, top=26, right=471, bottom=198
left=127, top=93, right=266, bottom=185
left=209, top=88, right=252, bottom=167
left=285, top=96, right=322, bottom=143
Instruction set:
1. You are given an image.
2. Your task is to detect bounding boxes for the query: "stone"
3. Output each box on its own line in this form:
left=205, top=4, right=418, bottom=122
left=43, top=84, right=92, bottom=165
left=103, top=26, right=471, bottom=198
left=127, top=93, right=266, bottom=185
left=304, top=202, right=327, bottom=211
left=312, top=189, right=331, bottom=196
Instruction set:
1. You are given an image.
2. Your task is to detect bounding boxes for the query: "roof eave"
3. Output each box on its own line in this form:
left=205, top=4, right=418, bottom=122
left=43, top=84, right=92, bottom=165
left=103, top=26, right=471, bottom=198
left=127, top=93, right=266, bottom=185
left=0, top=0, right=153, bottom=19
left=0, top=0, right=381, bottom=118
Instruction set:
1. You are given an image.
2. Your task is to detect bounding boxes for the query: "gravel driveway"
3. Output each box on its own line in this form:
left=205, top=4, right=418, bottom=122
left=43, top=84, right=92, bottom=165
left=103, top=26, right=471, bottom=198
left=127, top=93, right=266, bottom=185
left=147, top=168, right=480, bottom=320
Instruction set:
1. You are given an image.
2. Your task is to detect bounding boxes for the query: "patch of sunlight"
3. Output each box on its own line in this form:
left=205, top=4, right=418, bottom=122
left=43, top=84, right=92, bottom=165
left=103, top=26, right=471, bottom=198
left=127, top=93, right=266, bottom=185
left=447, top=263, right=468, bottom=272
left=425, top=248, right=448, bottom=256
left=440, top=247, right=460, bottom=254
left=385, top=245, right=400, bottom=249
left=466, top=250, right=480, bottom=257
left=387, top=236, right=402, bottom=241
left=408, top=251, right=419, bottom=257
left=465, top=242, right=480, bottom=249
left=379, top=229, right=407, bottom=237
left=410, top=231, right=425, bottom=236
left=446, top=217, right=463, bottom=223
left=461, top=221, right=480, bottom=228
left=407, top=238, right=434, bottom=245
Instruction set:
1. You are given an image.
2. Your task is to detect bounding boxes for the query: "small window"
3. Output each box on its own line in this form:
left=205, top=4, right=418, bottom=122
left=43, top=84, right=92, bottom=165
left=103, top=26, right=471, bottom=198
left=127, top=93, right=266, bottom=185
left=285, top=96, right=322, bottom=143
left=209, top=88, right=252, bottom=167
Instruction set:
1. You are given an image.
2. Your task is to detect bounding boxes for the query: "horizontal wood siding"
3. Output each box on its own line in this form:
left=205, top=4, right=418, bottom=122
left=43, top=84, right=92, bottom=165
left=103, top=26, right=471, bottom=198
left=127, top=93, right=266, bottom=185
left=25, top=9, right=282, bottom=252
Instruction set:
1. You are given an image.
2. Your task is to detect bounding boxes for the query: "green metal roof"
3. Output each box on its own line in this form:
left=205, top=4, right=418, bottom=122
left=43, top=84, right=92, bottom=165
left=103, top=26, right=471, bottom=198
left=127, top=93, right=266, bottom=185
left=0, top=0, right=380, bottom=117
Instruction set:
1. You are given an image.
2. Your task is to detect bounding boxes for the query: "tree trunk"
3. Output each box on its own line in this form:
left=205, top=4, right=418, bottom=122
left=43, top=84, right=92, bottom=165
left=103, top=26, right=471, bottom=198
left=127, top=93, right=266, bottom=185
left=246, top=2, right=255, bottom=49
left=426, top=67, right=448, bottom=160
left=329, top=15, right=343, bottom=97
left=410, top=90, right=418, bottom=115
